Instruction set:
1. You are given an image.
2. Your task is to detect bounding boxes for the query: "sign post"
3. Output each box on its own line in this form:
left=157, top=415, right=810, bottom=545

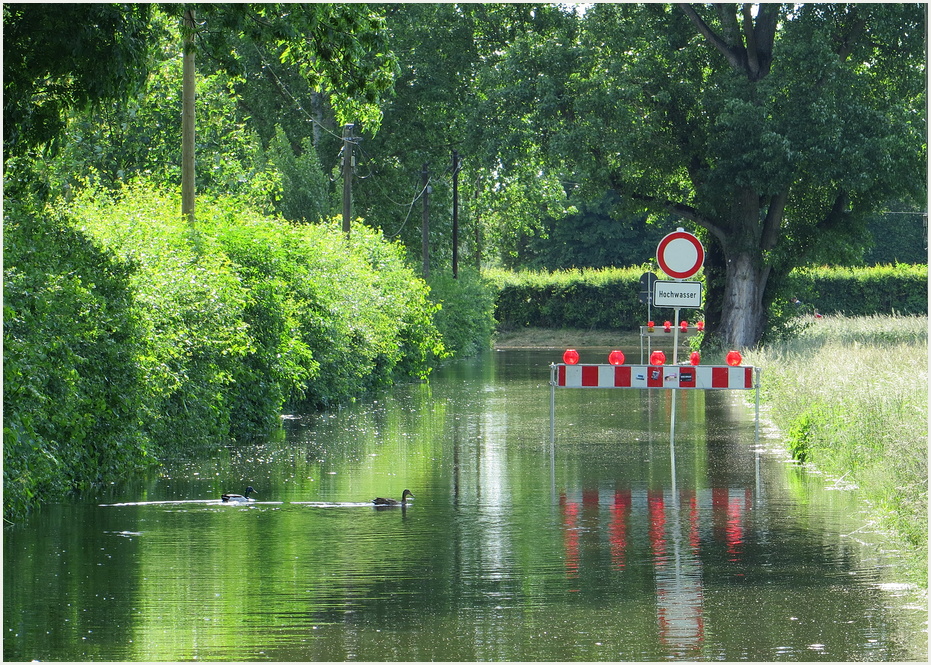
left=656, top=228, right=704, bottom=453
left=655, top=228, right=704, bottom=363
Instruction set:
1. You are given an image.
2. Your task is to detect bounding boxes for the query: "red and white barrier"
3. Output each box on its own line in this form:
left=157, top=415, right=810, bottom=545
left=554, top=364, right=756, bottom=390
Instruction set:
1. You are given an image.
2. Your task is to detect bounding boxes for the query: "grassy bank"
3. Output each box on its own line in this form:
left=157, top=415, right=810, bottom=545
left=744, top=314, right=928, bottom=587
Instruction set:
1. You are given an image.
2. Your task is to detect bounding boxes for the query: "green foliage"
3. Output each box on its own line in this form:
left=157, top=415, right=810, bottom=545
left=4, top=181, right=446, bottom=521
left=489, top=264, right=927, bottom=337
left=176, top=3, right=397, bottom=132
left=864, top=205, right=928, bottom=265
left=487, top=267, right=701, bottom=331
left=518, top=192, right=673, bottom=270
left=265, top=125, right=330, bottom=223
left=784, top=264, right=928, bottom=317
left=3, top=199, right=155, bottom=521
left=66, top=185, right=256, bottom=444
left=427, top=269, right=497, bottom=357
left=3, top=3, right=156, bottom=158
left=44, top=19, right=281, bottom=212
left=785, top=406, right=825, bottom=463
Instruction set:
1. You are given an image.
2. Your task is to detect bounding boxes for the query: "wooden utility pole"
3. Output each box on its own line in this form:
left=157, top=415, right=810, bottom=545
left=422, top=163, right=430, bottom=279
left=341, top=123, right=354, bottom=237
left=181, top=8, right=196, bottom=224
left=452, top=150, right=460, bottom=279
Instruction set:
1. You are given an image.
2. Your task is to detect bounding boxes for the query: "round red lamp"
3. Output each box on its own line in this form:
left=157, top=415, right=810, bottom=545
left=680, top=320, right=689, bottom=332
left=689, top=351, right=701, bottom=365
left=608, top=350, right=625, bottom=365
left=647, top=320, right=655, bottom=332
left=563, top=349, right=580, bottom=365
left=650, top=350, right=666, bottom=366
left=696, top=321, right=704, bottom=331
left=726, top=350, right=742, bottom=366
left=663, top=321, right=672, bottom=333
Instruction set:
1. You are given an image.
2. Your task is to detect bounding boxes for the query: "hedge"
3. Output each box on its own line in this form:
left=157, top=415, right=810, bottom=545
left=490, top=264, right=928, bottom=332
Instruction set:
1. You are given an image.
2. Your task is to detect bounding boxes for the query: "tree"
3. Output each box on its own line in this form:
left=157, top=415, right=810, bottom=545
left=4, top=4, right=396, bottom=208
left=3, top=3, right=155, bottom=161
left=481, top=3, right=926, bottom=346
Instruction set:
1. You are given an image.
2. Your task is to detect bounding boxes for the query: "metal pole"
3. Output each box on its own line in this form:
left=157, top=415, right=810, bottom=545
left=550, top=364, right=557, bottom=504
left=672, top=307, right=681, bottom=364
left=550, top=364, right=556, bottom=444
left=669, top=388, right=678, bottom=494
left=452, top=150, right=459, bottom=279
left=422, top=163, right=430, bottom=278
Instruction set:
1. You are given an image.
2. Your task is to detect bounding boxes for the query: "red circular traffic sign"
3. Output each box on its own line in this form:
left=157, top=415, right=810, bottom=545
left=656, top=230, right=704, bottom=279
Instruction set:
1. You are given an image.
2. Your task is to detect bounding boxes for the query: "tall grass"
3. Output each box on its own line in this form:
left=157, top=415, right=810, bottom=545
left=744, top=314, right=928, bottom=587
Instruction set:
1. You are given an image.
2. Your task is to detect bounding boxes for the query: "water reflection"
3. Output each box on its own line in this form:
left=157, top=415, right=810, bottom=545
left=4, top=350, right=925, bottom=662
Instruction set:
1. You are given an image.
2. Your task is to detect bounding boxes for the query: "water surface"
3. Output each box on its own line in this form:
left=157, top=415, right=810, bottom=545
left=4, top=349, right=926, bottom=661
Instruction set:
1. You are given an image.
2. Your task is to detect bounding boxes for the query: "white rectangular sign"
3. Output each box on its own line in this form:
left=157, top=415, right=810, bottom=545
left=653, top=280, right=702, bottom=308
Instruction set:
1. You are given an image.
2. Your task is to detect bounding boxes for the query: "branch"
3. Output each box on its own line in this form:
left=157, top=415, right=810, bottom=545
left=628, top=191, right=728, bottom=245
left=679, top=3, right=746, bottom=72
left=761, top=191, right=788, bottom=251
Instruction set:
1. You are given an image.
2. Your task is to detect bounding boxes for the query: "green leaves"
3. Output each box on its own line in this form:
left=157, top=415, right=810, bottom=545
left=3, top=3, right=155, bottom=158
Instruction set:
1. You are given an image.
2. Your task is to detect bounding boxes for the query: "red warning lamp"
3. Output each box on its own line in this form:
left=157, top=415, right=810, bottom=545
left=647, top=320, right=655, bottom=332
left=563, top=349, right=580, bottom=365
left=689, top=351, right=701, bottom=365
left=696, top=320, right=705, bottom=331
left=680, top=320, right=689, bottom=333
left=608, top=350, right=625, bottom=365
left=650, top=350, right=666, bottom=366
left=726, top=350, right=743, bottom=366
left=663, top=321, right=672, bottom=333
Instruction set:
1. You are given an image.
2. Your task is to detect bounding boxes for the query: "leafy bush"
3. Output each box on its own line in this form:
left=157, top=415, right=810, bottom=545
left=427, top=269, right=497, bottom=357
left=488, top=264, right=928, bottom=335
left=784, top=264, right=927, bottom=316
left=4, top=182, right=446, bottom=520
left=487, top=267, right=701, bottom=330
left=4, top=200, right=155, bottom=520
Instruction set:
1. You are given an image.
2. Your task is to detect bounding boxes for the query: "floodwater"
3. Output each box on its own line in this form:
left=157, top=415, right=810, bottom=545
left=4, top=349, right=927, bottom=661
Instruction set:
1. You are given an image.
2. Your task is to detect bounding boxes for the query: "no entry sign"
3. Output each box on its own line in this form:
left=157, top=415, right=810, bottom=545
left=656, top=229, right=704, bottom=279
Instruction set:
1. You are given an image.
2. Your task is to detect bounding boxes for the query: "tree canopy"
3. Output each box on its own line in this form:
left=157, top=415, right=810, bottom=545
left=474, top=2, right=926, bottom=345
left=4, top=3, right=925, bottom=346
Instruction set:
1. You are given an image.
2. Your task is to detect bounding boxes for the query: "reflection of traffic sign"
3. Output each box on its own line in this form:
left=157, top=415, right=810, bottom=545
left=653, top=280, right=703, bottom=308
left=656, top=230, right=704, bottom=279
left=638, top=272, right=657, bottom=304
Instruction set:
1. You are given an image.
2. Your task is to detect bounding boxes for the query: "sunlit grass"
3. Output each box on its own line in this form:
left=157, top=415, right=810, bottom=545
left=744, top=314, right=928, bottom=587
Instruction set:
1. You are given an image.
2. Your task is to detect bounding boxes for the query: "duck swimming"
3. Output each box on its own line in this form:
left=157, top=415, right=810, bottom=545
left=222, top=486, right=257, bottom=502
left=372, top=489, right=413, bottom=506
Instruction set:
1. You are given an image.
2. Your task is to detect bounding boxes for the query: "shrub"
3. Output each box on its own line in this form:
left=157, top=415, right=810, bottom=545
left=428, top=269, right=497, bottom=357
left=487, top=267, right=701, bottom=330
left=4, top=199, right=155, bottom=520
left=3, top=181, right=447, bottom=521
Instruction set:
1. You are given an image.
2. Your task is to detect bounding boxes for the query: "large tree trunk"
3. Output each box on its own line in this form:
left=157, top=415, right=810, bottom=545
left=718, top=251, right=766, bottom=349
left=700, top=187, right=781, bottom=349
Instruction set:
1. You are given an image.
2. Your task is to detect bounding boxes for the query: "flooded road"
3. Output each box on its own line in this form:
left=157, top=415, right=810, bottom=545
left=4, top=349, right=926, bottom=661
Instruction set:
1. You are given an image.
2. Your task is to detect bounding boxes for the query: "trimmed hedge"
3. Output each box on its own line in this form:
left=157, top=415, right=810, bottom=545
left=490, top=264, right=928, bottom=332
left=784, top=264, right=928, bottom=316
left=488, top=267, right=701, bottom=330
